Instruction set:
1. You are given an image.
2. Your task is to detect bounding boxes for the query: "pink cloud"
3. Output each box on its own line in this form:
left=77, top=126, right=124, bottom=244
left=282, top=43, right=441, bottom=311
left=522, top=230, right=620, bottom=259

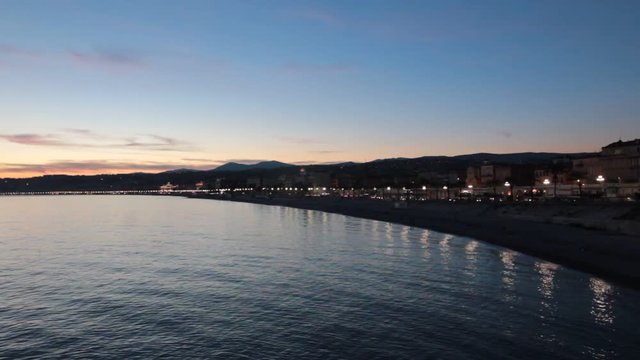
left=0, top=44, right=43, bottom=58
left=0, top=134, right=65, bottom=146
left=68, top=49, right=146, bottom=68
left=287, top=9, right=341, bottom=26
left=0, top=160, right=190, bottom=176
left=0, top=132, right=192, bottom=151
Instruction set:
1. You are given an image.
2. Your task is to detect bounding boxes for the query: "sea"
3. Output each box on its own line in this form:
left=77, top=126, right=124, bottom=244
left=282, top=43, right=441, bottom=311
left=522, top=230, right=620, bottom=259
left=1, top=196, right=638, bottom=359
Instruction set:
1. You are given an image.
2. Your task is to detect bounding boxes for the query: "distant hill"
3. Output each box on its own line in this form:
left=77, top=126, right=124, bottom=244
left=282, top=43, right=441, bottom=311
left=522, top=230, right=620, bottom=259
left=159, top=168, right=199, bottom=174
left=450, top=152, right=596, bottom=164
left=214, top=160, right=293, bottom=172
left=0, top=152, right=598, bottom=193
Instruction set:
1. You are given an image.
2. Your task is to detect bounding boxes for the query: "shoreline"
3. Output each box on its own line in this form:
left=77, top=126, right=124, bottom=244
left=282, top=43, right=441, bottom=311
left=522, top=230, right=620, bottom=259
left=186, top=194, right=640, bottom=289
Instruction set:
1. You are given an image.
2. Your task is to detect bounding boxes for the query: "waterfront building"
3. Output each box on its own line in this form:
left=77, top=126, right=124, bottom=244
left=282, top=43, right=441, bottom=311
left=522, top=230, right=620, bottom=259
left=467, top=164, right=533, bottom=187
left=466, top=167, right=481, bottom=187
left=600, top=139, right=640, bottom=183
left=572, top=139, right=640, bottom=183
left=572, top=157, right=602, bottom=182
left=160, top=182, right=178, bottom=193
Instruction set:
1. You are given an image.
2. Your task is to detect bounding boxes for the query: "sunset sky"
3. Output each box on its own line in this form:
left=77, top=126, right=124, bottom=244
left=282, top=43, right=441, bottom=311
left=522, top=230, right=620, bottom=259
left=1, top=0, right=639, bottom=178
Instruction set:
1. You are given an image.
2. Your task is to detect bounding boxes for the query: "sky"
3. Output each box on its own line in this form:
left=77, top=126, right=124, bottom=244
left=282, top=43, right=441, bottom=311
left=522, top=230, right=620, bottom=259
left=1, top=0, right=639, bottom=178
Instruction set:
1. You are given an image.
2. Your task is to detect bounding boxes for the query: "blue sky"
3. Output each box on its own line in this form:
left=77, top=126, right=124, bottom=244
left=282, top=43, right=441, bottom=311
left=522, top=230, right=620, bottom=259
left=1, top=0, right=638, bottom=177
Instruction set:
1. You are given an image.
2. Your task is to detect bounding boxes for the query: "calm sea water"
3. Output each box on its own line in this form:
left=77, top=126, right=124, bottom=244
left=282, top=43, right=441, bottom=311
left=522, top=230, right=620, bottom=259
left=0, top=196, right=638, bottom=359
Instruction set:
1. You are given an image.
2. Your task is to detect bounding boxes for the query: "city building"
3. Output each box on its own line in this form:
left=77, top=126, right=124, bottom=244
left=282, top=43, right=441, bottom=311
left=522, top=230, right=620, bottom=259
left=572, top=139, right=640, bottom=183
left=600, top=139, right=640, bottom=183
left=467, top=164, right=533, bottom=187
left=160, top=182, right=178, bottom=193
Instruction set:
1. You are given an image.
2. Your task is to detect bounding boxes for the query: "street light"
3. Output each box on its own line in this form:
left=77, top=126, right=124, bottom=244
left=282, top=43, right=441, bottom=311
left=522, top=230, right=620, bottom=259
left=577, top=179, right=583, bottom=198
left=504, top=181, right=513, bottom=201
left=543, top=179, right=550, bottom=185
left=596, top=175, right=606, bottom=197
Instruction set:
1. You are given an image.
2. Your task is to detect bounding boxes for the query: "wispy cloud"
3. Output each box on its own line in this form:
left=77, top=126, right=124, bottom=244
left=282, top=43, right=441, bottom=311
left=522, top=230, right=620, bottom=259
left=0, top=131, right=192, bottom=151
left=309, top=150, right=342, bottom=154
left=124, top=134, right=190, bottom=150
left=0, top=44, right=43, bottom=58
left=0, top=158, right=287, bottom=176
left=0, top=134, right=66, bottom=146
left=286, top=8, right=341, bottom=27
left=0, top=160, right=190, bottom=176
left=68, top=48, right=146, bottom=68
left=281, top=61, right=356, bottom=74
left=275, top=135, right=326, bottom=144
left=181, top=158, right=213, bottom=162
left=0, top=43, right=148, bottom=72
left=219, top=159, right=271, bottom=164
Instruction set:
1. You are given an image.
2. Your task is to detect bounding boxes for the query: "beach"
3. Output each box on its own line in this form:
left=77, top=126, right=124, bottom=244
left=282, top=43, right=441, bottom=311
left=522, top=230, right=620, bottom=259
left=187, top=194, right=640, bottom=288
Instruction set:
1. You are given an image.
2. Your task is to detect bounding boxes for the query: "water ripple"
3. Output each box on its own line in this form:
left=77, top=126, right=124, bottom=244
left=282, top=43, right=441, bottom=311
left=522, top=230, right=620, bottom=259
left=0, top=196, right=638, bottom=359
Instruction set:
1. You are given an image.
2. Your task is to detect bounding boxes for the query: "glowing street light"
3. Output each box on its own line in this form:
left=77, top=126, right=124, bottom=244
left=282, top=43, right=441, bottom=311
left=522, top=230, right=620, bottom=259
left=576, top=179, right=583, bottom=198
left=442, top=186, right=448, bottom=190
left=467, top=185, right=473, bottom=189
left=504, top=181, right=514, bottom=201
left=596, top=175, right=606, bottom=196
left=543, top=179, right=551, bottom=185
left=422, top=185, right=427, bottom=190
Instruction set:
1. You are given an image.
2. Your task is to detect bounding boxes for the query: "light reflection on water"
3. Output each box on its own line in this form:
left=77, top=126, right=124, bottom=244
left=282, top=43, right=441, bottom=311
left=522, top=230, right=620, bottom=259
left=590, top=277, right=615, bottom=326
left=0, top=196, right=638, bottom=359
left=500, top=249, right=518, bottom=290
left=439, top=233, right=453, bottom=266
left=420, top=229, right=431, bottom=259
left=536, top=261, right=560, bottom=345
left=537, top=261, right=559, bottom=301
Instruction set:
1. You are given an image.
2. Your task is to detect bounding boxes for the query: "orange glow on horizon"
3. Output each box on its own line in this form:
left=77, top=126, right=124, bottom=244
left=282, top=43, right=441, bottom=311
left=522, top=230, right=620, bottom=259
left=0, top=167, right=175, bottom=179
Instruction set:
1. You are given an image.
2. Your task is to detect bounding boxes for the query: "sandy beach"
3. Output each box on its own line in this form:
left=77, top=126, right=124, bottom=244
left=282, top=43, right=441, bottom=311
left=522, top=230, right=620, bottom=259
left=186, top=194, right=640, bottom=288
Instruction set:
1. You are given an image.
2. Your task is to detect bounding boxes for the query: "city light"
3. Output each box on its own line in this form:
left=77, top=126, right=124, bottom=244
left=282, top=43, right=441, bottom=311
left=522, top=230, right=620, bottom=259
left=504, top=181, right=510, bottom=187
left=596, top=175, right=605, bottom=183
left=422, top=186, right=427, bottom=190
left=543, top=179, right=550, bottom=185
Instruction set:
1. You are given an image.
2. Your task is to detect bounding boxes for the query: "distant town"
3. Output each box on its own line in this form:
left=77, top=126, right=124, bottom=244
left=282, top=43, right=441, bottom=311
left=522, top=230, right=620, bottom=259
left=2, top=139, right=639, bottom=201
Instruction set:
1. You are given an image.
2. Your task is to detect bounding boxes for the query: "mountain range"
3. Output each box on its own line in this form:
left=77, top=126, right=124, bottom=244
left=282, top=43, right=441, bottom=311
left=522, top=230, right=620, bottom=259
left=0, top=152, right=595, bottom=192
